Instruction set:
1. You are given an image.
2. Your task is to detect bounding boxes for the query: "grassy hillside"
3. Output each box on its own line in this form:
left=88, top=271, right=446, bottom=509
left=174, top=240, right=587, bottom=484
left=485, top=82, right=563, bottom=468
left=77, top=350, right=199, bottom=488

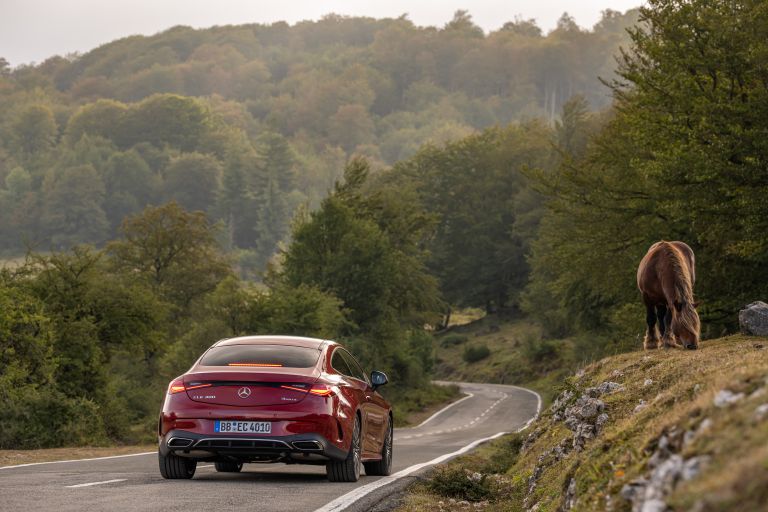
left=434, top=316, right=577, bottom=404
left=399, top=335, right=768, bottom=511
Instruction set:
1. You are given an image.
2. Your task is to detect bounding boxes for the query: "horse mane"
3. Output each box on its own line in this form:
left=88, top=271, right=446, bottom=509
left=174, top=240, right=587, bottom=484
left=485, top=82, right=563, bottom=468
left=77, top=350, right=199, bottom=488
left=658, top=241, right=699, bottom=337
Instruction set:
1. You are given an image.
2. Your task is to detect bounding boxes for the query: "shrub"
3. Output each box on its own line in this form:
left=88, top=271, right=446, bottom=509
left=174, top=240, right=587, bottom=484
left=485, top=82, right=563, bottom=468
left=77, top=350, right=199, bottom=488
left=483, top=434, right=524, bottom=473
left=0, top=388, right=109, bottom=449
left=463, top=344, right=491, bottom=363
left=521, top=333, right=558, bottom=364
left=441, top=333, right=469, bottom=347
left=427, top=465, right=494, bottom=502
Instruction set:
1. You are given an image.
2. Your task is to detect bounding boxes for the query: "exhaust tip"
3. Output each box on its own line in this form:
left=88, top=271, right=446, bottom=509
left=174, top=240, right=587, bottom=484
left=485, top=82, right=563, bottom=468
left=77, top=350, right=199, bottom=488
left=167, top=437, right=194, bottom=448
left=292, top=440, right=323, bottom=451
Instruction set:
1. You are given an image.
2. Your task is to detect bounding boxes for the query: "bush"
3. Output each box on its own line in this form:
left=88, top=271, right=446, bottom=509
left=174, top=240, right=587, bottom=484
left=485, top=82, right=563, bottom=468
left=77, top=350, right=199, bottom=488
left=441, top=333, right=469, bottom=347
left=521, top=333, right=558, bottom=364
left=483, top=434, right=524, bottom=473
left=427, top=465, right=494, bottom=501
left=463, top=344, right=491, bottom=363
left=0, top=388, right=110, bottom=449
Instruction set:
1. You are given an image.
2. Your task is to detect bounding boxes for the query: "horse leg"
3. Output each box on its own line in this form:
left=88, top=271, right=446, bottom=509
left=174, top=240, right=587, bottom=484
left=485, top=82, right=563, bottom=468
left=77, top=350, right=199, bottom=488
left=643, top=303, right=660, bottom=350
left=656, top=304, right=667, bottom=337
left=661, top=305, right=682, bottom=349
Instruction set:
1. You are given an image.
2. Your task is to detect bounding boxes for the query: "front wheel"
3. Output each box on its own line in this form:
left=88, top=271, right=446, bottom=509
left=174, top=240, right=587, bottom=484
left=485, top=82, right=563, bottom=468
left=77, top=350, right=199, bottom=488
left=214, top=461, right=243, bottom=473
left=159, top=450, right=196, bottom=479
left=326, top=416, right=362, bottom=482
left=364, top=416, right=393, bottom=476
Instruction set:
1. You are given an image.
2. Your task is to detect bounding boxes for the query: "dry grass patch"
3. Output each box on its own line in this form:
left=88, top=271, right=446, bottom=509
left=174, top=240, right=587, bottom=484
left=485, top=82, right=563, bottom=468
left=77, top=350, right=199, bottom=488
left=398, top=335, right=768, bottom=512
left=0, top=444, right=156, bottom=467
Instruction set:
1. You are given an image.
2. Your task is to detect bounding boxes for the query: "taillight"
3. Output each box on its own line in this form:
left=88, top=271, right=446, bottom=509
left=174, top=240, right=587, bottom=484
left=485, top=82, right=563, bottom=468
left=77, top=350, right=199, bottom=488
left=281, top=385, right=309, bottom=393
left=227, top=363, right=283, bottom=367
left=168, top=379, right=211, bottom=394
left=308, top=384, right=334, bottom=397
left=186, top=383, right=212, bottom=391
left=168, top=380, right=185, bottom=394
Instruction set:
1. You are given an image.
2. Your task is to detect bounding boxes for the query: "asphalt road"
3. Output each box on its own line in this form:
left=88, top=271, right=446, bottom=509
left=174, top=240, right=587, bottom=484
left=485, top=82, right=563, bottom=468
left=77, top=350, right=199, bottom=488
left=0, top=382, right=540, bottom=512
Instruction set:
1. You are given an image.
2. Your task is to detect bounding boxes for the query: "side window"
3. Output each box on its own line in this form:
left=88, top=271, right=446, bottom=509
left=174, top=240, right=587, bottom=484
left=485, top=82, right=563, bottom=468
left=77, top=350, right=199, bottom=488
left=331, top=349, right=353, bottom=377
left=341, top=349, right=369, bottom=385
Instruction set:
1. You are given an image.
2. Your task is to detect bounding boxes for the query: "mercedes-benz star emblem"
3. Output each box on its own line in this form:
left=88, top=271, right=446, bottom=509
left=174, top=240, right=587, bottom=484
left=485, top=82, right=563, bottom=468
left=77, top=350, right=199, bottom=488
left=237, top=387, right=251, bottom=398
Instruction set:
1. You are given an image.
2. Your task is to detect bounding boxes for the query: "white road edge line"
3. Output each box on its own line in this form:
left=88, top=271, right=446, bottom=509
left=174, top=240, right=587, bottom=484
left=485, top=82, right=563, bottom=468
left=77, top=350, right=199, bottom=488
left=0, top=451, right=155, bottom=470
left=412, top=392, right=474, bottom=429
left=65, top=479, right=126, bottom=488
left=314, top=385, right=542, bottom=512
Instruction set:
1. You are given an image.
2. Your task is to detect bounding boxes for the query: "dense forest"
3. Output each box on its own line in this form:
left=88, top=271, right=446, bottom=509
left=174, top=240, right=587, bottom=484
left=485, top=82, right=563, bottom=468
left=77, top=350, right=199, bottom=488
left=4, top=1, right=768, bottom=448
left=0, top=9, right=638, bottom=267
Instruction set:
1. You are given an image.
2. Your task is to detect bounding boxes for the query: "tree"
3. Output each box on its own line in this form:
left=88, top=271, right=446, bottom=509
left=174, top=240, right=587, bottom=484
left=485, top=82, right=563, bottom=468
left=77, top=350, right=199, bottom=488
left=0, top=281, right=55, bottom=390
left=162, top=152, right=222, bottom=213
left=282, top=157, right=442, bottom=334
left=103, top=150, right=157, bottom=232
left=122, top=94, right=211, bottom=150
left=65, top=99, right=129, bottom=146
left=41, top=165, right=109, bottom=248
left=10, top=104, right=57, bottom=158
left=108, top=202, right=231, bottom=309
left=391, top=123, right=553, bottom=313
left=328, top=104, right=375, bottom=152
left=257, top=131, right=295, bottom=192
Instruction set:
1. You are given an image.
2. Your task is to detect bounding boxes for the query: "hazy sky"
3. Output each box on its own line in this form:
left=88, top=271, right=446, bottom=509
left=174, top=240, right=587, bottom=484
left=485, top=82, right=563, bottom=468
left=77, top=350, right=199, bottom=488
left=1, top=0, right=642, bottom=67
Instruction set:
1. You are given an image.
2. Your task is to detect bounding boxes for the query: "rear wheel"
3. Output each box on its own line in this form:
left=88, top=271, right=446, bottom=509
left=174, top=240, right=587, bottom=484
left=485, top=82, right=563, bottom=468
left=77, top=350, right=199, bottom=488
left=214, top=461, right=243, bottom=473
left=364, top=416, right=393, bottom=476
left=326, top=416, right=361, bottom=482
left=158, top=450, right=196, bottom=479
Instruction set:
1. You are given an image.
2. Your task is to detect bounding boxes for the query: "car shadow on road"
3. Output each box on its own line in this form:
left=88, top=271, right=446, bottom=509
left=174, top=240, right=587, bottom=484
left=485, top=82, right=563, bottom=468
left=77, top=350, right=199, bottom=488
left=193, top=468, right=331, bottom=484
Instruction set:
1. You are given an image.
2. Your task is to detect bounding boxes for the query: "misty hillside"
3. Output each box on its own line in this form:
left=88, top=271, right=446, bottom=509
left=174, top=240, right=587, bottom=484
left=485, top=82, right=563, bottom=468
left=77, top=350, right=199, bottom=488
left=0, top=9, right=638, bottom=267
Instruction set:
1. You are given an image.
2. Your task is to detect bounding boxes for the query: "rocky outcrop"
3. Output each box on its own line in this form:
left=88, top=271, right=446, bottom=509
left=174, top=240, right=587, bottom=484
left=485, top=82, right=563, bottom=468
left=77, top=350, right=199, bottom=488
left=738, top=301, right=768, bottom=336
left=524, top=381, right=623, bottom=511
left=621, top=426, right=710, bottom=512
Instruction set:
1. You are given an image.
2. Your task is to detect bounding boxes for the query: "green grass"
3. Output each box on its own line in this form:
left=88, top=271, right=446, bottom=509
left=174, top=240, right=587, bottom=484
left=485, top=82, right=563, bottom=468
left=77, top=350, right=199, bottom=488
left=434, top=316, right=576, bottom=406
left=398, top=335, right=768, bottom=511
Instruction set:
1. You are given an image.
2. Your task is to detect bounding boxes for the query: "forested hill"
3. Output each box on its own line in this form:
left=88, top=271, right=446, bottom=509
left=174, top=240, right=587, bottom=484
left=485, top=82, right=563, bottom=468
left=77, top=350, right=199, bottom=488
left=0, top=10, right=637, bottom=265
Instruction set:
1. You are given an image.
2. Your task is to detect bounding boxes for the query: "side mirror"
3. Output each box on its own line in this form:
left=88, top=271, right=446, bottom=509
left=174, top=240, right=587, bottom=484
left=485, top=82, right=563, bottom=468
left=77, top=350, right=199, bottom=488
left=370, top=370, right=388, bottom=390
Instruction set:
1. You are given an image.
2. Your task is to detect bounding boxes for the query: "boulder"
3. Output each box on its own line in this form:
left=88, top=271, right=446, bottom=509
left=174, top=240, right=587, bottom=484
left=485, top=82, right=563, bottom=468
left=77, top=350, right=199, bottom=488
left=739, top=301, right=768, bottom=336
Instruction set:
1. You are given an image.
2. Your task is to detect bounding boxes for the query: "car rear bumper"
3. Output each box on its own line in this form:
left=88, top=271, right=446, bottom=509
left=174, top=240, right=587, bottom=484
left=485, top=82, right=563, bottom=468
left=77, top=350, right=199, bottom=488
left=160, top=429, right=347, bottom=462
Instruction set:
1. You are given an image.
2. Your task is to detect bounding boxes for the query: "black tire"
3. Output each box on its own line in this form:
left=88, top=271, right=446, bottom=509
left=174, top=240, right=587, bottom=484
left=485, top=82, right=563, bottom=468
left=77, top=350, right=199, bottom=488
left=214, top=461, right=243, bottom=473
left=326, top=415, right=362, bottom=482
left=364, top=416, right=393, bottom=476
left=158, top=450, right=196, bottom=479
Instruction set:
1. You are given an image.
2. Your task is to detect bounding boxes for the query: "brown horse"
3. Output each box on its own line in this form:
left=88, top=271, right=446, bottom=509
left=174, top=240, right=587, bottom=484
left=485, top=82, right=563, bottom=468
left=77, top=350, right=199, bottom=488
left=637, top=241, right=700, bottom=350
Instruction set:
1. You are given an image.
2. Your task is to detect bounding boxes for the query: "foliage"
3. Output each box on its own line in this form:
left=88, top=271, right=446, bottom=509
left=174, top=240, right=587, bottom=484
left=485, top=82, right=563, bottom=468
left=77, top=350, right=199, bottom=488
left=427, top=465, right=494, bottom=501
left=280, top=157, right=442, bottom=389
left=0, top=281, right=55, bottom=390
left=523, top=0, right=768, bottom=339
left=462, top=344, right=491, bottom=363
left=390, top=123, right=554, bottom=313
left=440, top=333, right=469, bottom=347
left=0, top=10, right=639, bottom=260
left=107, top=202, right=231, bottom=308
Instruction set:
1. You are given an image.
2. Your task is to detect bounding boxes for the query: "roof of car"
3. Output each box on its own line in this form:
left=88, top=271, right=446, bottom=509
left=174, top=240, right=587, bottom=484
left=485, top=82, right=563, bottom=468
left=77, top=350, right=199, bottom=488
left=213, top=335, right=335, bottom=349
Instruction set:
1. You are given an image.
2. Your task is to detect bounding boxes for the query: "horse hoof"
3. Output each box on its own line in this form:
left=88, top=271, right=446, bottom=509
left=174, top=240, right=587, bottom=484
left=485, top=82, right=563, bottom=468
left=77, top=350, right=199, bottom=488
left=685, top=344, right=698, bottom=350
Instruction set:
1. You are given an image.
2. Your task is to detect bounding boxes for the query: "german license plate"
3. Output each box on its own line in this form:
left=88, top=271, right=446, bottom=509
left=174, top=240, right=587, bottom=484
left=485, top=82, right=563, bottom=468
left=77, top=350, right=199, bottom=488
left=214, top=420, right=271, bottom=434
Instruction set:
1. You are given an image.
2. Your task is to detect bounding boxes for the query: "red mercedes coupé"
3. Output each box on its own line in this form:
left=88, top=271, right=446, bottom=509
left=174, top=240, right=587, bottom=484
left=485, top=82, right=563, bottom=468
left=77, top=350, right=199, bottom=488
left=158, top=335, right=392, bottom=482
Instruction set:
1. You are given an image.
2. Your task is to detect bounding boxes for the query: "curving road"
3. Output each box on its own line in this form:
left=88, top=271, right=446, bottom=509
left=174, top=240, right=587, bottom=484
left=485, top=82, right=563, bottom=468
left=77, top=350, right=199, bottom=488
left=0, top=382, right=540, bottom=512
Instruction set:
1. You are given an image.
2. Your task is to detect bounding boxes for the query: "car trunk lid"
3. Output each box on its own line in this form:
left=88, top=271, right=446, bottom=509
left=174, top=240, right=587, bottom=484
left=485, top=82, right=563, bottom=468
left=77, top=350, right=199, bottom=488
left=183, top=367, right=320, bottom=407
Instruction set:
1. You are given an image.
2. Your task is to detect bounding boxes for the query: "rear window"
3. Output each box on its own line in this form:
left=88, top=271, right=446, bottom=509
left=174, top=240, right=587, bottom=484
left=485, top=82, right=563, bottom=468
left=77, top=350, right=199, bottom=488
left=200, top=345, right=320, bottom=368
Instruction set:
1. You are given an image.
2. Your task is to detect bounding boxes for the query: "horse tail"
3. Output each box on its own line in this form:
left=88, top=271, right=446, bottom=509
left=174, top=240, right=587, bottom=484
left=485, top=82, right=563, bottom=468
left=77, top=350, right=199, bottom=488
left=659, top=241, right=700, bottom=340
left=658, top=241, right=694, bottom=305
